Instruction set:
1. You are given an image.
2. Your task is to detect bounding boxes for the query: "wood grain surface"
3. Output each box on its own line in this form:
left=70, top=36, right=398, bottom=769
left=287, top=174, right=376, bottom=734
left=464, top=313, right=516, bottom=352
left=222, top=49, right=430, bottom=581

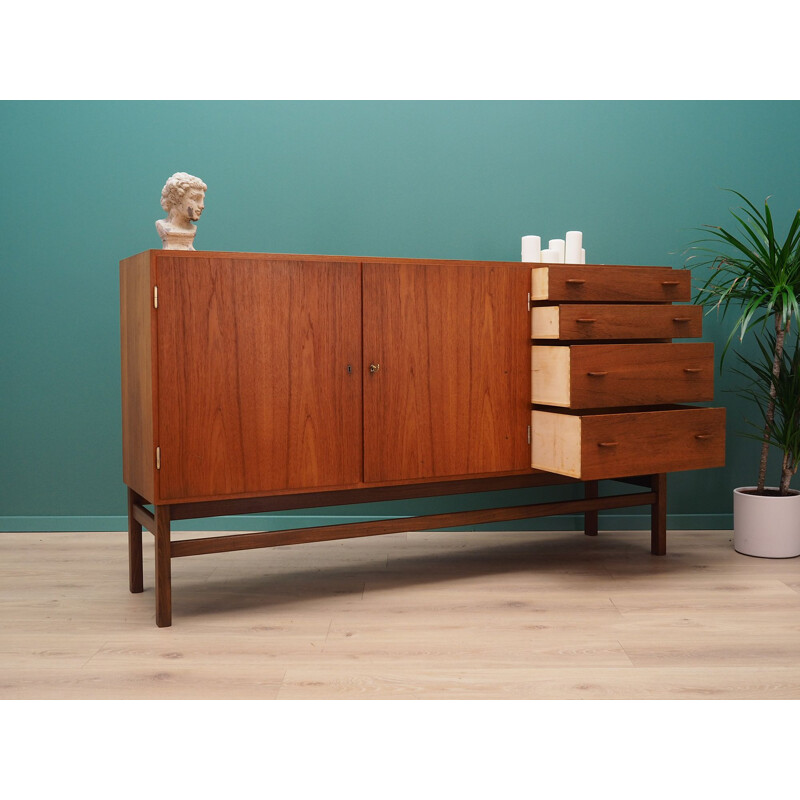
left=531, top=264, right=690, bottom=303
left=531, top=342, right=715, bottom=408
left=362, top=261, right=531, bottom=482
left=155, top=257, right=362, bottom=501
left=531, top=304, right=703, bottom=340
left=119, top=251, right=155, bottom=501
left=531, top=406, right=726, bottom=480
left=3, top=529, right=800, bottom=699
left=579, top=406, right=726, bottom=480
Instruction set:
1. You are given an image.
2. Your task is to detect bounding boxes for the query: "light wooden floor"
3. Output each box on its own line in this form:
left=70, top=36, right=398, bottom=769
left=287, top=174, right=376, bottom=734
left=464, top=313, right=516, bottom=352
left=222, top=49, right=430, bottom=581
left=2, top=528, right=799, bottom=699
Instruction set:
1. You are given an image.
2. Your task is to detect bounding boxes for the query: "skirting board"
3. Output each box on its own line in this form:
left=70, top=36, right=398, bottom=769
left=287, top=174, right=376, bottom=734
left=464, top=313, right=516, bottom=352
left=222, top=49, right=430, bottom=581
left=1, top=513, right=734, bottom=533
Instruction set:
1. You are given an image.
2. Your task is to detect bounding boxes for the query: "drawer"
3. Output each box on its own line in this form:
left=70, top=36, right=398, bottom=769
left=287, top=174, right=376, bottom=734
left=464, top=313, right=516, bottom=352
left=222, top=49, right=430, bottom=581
left=531, top=304, right=703, bottom=340
left=531, top=405, right=726, bottom=480
left=531, top=342, right=715, bottom=408
left=531, top=265, right=691, bottom=303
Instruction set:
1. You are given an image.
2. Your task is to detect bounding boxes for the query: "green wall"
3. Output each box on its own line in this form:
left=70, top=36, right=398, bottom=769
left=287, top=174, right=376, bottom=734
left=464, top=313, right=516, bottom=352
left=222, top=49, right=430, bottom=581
left=2, top=100, right=799, bottom=531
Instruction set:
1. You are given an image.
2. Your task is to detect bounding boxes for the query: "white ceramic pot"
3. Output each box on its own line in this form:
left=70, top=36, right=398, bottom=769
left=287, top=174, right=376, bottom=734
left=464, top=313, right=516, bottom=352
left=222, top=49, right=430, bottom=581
left=733, top=486, right=800, bottom=558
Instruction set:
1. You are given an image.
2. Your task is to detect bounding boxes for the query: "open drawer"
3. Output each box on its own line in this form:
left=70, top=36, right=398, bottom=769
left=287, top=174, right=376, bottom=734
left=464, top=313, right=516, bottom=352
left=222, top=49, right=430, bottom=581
left=531, top=342, right=715, bottom=408
left=530, top=303, right=703, bottom=340
left=531, top=405, right=726, bottom=480
left=531, top=264, right=691, bottom=303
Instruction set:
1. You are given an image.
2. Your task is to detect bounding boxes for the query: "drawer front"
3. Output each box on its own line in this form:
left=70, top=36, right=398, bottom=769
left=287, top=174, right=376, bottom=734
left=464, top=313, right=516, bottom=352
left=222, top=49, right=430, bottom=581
left=531, top=406, right=726, bottom=480
left=531, top=304, right=703, bottom=340
left=531, top=265, right=691, bottom=303
left=531, top=343, right=715, bottom=408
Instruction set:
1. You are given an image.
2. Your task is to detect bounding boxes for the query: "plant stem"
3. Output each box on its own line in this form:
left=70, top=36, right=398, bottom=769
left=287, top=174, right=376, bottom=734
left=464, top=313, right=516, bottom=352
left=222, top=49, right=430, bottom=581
left=757, top=313, right=790, bottom=493
left=779, top=451, right=794, bottom=495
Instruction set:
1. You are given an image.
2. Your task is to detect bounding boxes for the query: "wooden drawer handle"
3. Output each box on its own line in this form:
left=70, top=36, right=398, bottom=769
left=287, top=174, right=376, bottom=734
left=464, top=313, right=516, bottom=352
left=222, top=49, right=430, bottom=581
left=661, top=280, right=680, bottom=286
left=597, top=441, right=619, bottom=447
left=587, top=371, right=609, bottom=377
left=672, top=317, right=691, bottom=322
left=683, top=367, right=703, bottom=374
left=565, top=279, right=586, bottom=285
left=694, top=433, right=713, bottom=440
left=576, top=318, right=596, bottom=324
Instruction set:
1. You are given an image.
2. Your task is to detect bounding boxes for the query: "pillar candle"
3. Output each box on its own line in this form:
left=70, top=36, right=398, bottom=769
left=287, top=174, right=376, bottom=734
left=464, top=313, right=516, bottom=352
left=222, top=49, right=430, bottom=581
left=565, top=231, right=583, bottom=264
left=521, top=235, right=541, bottom=263
left=581, top=248, right=586, bottom=264
left=548, top=239, right=565, bottom=263
left=540, top=248, right=557, bottom=263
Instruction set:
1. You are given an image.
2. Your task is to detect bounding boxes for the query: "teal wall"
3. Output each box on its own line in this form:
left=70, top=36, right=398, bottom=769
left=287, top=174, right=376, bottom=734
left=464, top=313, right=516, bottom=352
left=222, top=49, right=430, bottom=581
left=2, top=100, right=799, bottom=531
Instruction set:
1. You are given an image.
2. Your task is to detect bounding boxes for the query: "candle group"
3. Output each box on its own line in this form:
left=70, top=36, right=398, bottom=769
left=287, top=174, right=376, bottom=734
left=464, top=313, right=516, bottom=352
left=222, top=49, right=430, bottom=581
left=522, top=231, right=585, bottom=264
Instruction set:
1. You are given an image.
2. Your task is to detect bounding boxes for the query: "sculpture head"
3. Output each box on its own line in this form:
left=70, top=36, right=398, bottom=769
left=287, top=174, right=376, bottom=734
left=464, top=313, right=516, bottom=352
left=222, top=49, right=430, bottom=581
left=160, top=172, right=207, bottom=223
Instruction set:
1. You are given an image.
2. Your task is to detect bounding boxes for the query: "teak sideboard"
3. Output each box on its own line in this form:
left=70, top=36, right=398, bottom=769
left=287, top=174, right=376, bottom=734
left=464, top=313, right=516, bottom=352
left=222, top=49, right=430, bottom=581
left=120, top=250, right=726, bottom=626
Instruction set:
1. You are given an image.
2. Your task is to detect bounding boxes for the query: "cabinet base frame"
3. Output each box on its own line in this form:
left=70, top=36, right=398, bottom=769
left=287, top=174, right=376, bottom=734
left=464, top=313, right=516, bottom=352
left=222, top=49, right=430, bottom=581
left=127, top=473, right=667, bottom=628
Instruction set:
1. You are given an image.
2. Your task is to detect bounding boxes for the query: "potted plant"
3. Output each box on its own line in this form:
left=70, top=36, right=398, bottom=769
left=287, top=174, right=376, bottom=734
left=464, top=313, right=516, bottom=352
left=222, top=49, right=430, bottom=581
left=687, top=190, right=800, bottom=557
left=731, top=330, right=800, bottom=556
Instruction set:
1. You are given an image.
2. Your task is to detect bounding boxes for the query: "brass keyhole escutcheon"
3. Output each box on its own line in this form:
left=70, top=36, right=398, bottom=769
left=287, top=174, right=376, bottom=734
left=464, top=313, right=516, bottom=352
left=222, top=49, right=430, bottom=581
left=369, top=363, right=380, bottom=374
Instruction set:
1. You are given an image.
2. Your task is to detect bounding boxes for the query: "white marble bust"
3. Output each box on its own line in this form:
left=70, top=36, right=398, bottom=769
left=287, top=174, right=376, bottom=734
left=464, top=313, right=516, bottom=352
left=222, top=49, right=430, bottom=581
left=156, top=172, right=207, bottom=250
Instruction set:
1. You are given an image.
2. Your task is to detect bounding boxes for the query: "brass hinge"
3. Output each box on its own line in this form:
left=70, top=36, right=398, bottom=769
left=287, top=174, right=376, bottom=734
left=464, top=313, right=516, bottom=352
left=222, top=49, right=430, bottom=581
left=527, top=292, right=531, bottom=311
left=527, top=425, right=531, bottom=445
left=156, top=446, right=161, bottom=470
left=154, top=286, right=158, bottom=309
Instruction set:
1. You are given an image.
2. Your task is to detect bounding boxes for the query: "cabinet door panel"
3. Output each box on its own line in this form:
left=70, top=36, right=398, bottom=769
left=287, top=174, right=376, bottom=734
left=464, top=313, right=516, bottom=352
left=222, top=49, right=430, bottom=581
left=363, top=262, right=530, bottom=483
left=156, top=257, right=362, bottom=501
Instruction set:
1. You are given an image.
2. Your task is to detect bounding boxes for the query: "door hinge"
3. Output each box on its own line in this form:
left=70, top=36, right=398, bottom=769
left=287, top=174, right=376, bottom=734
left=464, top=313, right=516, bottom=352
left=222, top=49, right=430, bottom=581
left=527, top=425, right=531, bottom=445
left=154, top=286, right=158, bottom=309
left=156, top=446, right=161, bottom=470
left=527, top=292, right=531, bottom=311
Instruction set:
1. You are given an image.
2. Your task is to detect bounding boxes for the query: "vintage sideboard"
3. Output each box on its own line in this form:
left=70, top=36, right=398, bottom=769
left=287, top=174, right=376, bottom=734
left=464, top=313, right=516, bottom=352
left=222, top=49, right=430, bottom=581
left=119, top=250, right=725, bottom=626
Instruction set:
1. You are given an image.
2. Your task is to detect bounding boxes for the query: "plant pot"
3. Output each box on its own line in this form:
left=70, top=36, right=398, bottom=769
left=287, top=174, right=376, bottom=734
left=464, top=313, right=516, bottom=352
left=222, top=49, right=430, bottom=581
left=733, top=487, right=800, bottom=558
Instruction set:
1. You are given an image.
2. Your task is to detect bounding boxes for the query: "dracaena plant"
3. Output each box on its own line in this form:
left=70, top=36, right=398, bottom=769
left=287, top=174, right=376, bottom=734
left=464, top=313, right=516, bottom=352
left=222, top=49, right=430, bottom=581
left=732, top=330, right=800, bottom=495
left=686, top=190, right=800, bottom=495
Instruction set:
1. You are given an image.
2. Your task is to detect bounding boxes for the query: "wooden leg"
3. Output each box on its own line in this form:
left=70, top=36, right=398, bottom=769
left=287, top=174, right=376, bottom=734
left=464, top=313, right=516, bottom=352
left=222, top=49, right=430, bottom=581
left=584, top=480, right=599, bottom=536
left=650, top=473, right=667, bottom=555
left=155, top=505, right=172, bottom=627
left=127, top=488, right=144, bottom=593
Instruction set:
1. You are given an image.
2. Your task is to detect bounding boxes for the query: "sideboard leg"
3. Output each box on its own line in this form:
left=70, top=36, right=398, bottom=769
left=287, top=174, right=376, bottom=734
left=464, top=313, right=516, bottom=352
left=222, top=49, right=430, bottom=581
left=584, top=480, right=599, bottom=536
left=155, top=505, right=172, bottom=627
left=650, top=473, right=667, bottom=555
left=127, top=487, right=144, bottom=593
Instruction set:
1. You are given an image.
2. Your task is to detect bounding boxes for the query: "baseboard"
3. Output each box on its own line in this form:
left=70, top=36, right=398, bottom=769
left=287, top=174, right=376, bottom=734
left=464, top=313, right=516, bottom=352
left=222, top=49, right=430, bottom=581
left=0, top=513, right=735, bottom=533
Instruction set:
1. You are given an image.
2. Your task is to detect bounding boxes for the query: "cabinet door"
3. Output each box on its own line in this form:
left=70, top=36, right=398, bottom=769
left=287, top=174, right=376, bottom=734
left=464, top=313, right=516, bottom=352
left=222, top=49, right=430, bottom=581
left=363, top=261, right=531, bottom=483
left=156, top=257, right=362, bottom=501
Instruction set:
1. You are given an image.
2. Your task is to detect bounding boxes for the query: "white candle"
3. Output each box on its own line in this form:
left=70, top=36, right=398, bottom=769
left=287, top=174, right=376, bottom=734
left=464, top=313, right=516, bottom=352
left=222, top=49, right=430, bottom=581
left=565, top=231, right=583, bottom=264
left=521, top=235, right=541, bottom=263
left=548, top=239, right=565, bottom=263
left=581, top=248, right=586, bottom=264
left=540, top=248, right=556, bottom=263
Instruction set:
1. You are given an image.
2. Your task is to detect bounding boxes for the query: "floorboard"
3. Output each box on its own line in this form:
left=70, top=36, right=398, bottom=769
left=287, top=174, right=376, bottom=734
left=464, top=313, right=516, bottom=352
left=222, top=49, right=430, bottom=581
left=1, top=529, right=798, bottom=699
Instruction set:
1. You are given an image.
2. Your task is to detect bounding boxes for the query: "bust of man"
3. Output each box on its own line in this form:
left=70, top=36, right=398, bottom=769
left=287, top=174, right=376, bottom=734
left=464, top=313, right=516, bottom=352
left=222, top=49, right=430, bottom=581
left=156, top=172, right=207, bottom=250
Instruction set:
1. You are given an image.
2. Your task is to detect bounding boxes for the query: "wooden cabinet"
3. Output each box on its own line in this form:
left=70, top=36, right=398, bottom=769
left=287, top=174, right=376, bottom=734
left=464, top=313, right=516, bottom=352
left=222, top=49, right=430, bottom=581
left=120, top=251, right=726, bottom=626
left=121, top=251, right=534, bottom=505
left=120, top=249, right=726, bottom=505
